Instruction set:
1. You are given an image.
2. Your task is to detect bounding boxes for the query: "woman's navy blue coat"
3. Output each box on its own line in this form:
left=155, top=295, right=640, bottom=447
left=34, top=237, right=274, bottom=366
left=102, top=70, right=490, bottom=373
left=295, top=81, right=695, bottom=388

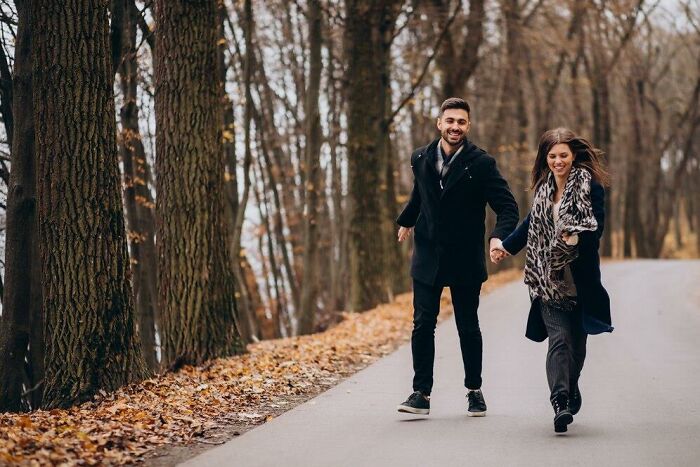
left=501, top=181, right=613, bottom=342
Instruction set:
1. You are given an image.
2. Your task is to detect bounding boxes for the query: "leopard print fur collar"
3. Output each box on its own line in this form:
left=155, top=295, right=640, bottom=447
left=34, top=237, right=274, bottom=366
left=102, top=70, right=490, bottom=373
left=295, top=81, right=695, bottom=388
left=524, top=167, right=598, bottom=306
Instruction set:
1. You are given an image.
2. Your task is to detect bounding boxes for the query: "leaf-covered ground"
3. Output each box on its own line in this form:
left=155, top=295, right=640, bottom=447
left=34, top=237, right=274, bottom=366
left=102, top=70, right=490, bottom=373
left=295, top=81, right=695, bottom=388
left=0, top=270, right=521, bottom=466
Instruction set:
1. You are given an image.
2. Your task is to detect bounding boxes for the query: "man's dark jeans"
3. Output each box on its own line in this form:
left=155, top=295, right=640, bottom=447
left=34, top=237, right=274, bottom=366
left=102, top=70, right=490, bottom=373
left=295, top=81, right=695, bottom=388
left=411, top=279, right=483, bottom=395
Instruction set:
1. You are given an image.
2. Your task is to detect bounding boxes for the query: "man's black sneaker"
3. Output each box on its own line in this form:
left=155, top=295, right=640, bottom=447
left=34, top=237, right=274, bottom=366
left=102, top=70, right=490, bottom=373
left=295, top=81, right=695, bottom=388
left=467, top=389, right=487, bottom=417
left=397, top=391, right=430, bottom=415
left=552, top=394, right=574, bottom=433
left=569, top=384, right=582, bottom=415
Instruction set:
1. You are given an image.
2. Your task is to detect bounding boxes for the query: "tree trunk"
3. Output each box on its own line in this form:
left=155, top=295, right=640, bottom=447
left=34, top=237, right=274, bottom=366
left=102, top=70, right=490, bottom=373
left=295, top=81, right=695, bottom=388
left=327, top=55, right=346, bottom=313
left=624, top=78, right=643, bottom=257
left=344, top=0, right=401, bottom=312
left=218, top=2, right=258, bottom=344
left=432, top=0, right=485, bottom=98
left=592, top=74, right=614, bottom=256
left=32, top=0, right=147, bottom=409
left=0, top=29, right=13, bottom=150
left=298, top=0, right=323, bottom=334
left=384, top=132, right=410, bottom=295
left=0, top=0, right=43, bottom=412
left=696, top=166, right=700, bottom=255
left=254, top=53, right=302, bottom=312
left=118, top=2, right=159, bottom=371
left=253, top=158, right=292, bottom=336
left=154, top=0, right=243, bottom=366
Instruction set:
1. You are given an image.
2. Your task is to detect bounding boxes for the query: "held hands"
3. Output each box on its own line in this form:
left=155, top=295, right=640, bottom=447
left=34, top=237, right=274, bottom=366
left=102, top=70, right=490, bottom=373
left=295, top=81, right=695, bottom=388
left=398, top=226, right=413, bottom=243
left=489, top=238, right=510, bottom=264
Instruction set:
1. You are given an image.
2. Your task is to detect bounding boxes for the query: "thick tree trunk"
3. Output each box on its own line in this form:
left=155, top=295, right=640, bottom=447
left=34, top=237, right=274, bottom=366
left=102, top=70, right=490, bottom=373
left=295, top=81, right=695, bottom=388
left=118, top=4, right=159, bottom=371
left=344, top=0, right=401, bottom=312
left=298, top=0, right=323, bottom=335
left=154, top=0, right=244, bottom=366
left=0, top=0, right=43, bottom=412
left=32, top=0, right=147, bottom=409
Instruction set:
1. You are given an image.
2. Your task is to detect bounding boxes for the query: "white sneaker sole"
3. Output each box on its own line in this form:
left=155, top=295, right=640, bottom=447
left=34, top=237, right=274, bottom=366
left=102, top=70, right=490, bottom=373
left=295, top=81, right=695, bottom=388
left=467, top=411, right=486, bottom=417
left=397, top=405, right=429, bottom=415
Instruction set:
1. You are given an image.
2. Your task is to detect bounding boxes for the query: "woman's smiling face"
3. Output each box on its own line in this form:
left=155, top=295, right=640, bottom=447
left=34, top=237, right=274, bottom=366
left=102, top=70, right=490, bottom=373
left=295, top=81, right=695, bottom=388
left=547, top=143, right=575, bottom=178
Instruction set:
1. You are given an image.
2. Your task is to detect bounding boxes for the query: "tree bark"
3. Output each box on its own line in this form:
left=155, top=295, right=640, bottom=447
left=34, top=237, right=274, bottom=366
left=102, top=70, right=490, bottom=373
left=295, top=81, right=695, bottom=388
left=0, top=0, right=43, bottom=412
left=110, top=0, right=125, bottom=77
left=118, top=1, right=159, bottom=371
left=154, top=0, right=244, bottom=366
left=32, top=0, right=147, bottom=409
left=432, top=0, right=485, bottom=98
left=327, top=47, right=347, bottom=313
left=217, top=2, right=259, bottom=344
left=624, top=77, right=643, bottom=257
left=298, top=0, right=323, bottom=334
left=0, top=31, right=13, bottom=150
left=344, top=0, right=402, bottom=312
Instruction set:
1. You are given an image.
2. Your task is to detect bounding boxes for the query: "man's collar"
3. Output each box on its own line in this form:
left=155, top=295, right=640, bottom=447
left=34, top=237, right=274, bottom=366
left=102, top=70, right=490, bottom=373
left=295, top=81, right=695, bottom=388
left=438, top=138, right=466, bottom=160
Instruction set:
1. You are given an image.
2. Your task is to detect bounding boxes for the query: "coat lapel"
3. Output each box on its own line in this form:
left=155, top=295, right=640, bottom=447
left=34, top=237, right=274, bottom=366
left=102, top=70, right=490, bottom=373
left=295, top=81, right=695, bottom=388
left=440, top=142, right=479, bottom=197
left=415, top=140, right=441, bottom=198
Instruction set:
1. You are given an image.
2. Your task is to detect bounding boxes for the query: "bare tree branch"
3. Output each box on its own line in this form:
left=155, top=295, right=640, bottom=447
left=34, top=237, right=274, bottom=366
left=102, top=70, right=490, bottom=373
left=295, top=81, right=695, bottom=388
left=386, top=0, right=460, bottom=126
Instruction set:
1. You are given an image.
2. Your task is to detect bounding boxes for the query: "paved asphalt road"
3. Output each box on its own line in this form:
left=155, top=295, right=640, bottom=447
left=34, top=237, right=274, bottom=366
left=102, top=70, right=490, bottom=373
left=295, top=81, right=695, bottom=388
left=183, top=260, right=700, bottom=467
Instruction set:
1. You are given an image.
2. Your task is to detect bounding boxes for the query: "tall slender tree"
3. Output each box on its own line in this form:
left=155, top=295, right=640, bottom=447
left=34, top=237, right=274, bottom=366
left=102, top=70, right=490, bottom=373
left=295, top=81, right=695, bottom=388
left=298, top=0, right=323, bottom=334
left=32, top=0, right=147, bottom=409
left=118, top=1, right=159, bottom=371
left=431, top=0, right=485, bottom=98
left=0, top=0, right=43, bottom=412
left=154, top=0, right=244, bottom=366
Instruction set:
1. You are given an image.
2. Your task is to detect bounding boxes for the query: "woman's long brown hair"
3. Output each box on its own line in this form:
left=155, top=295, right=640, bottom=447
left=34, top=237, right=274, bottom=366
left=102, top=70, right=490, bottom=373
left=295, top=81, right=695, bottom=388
left=530, top=127, right=611, bottom=190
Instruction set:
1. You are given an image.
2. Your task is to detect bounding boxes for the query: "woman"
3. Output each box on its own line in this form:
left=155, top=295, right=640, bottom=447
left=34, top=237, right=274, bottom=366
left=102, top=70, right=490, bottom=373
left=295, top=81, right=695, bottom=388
left=491, top=127, right=613, bottom=433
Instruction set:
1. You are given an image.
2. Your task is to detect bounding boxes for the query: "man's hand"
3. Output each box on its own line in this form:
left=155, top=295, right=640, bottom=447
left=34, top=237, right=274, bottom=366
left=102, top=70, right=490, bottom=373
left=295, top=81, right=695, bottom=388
left=398, top=226, right=413, bottom=243
left=489, top=238, right=510, bottom=264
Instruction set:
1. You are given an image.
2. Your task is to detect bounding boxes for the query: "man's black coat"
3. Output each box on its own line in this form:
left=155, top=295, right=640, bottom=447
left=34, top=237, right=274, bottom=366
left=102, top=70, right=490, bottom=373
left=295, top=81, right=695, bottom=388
left=397, top=138, right=519, bottom=286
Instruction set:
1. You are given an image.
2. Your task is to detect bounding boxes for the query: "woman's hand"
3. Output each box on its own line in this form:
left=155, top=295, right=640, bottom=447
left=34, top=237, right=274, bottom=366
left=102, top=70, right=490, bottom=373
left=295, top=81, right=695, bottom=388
left=562, top=231, right=579, bottom=246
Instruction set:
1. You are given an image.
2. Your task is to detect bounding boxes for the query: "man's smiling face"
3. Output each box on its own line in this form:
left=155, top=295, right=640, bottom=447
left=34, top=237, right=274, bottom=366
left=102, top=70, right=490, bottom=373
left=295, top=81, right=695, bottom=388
left=437, top=108, right=470, bottom=147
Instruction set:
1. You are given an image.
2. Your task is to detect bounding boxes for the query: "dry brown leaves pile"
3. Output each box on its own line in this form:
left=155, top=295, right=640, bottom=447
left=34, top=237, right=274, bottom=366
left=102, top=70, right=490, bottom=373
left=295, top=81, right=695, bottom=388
left=0, top=269, right=521, bottom=466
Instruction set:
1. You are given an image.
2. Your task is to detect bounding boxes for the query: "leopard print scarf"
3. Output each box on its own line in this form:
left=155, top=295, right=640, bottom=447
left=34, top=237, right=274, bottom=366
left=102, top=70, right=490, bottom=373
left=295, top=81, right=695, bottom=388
left=524, top=167, right=598, bottom=307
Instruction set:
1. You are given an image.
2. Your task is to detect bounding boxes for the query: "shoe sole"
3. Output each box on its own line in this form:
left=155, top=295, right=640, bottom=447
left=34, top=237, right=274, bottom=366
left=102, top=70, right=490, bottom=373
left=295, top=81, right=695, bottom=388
left=397, top=405, right=429, bottom=415
left=467, top=411, right=486, bottom=417
left=554, top=413, right=573, bottom=433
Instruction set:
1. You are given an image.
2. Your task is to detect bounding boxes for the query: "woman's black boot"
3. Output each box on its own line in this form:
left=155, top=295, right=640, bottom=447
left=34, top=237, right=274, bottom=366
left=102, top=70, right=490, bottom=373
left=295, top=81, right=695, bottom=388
left=552, top=393, right=573, bottom=433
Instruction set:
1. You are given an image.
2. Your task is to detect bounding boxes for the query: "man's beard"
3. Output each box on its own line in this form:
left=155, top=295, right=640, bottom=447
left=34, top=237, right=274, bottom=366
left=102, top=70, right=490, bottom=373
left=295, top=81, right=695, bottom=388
left=442, top=130, right=466, bottom=146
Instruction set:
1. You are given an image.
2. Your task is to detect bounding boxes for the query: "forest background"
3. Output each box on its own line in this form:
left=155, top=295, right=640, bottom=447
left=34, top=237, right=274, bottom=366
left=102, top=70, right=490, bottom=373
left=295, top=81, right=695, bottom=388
left=0, top=0, right=698, bottom=414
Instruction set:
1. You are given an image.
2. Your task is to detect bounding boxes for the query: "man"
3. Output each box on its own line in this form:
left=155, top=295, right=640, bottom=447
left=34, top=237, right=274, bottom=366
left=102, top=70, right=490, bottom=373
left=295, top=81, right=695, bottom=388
left=396, top=97, right=519, bottom=416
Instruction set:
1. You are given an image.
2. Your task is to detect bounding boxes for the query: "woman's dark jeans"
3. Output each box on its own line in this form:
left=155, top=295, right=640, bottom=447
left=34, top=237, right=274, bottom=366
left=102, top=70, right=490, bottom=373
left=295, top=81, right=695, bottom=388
left=540, top=300, right=588, bottom=400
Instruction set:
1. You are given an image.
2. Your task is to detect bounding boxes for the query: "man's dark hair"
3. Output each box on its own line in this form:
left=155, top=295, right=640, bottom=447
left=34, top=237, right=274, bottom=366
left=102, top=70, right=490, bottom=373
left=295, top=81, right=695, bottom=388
left=439, top=97, right=470, bottom=116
